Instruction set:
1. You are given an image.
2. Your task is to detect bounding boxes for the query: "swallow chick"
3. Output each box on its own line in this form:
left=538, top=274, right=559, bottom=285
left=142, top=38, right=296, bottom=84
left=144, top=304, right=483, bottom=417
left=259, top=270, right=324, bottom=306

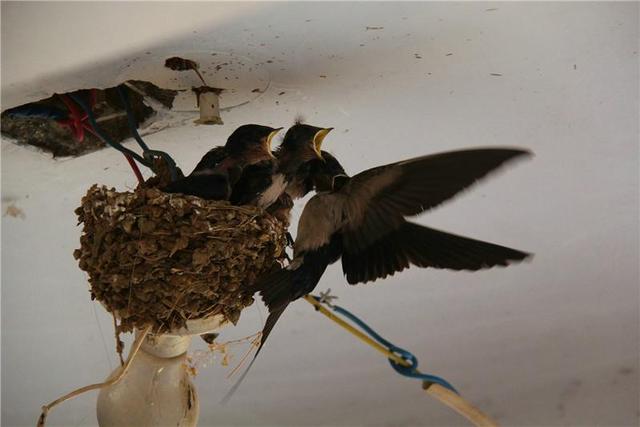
left=163, top=124, right=281, bottom=200
left=228, top=122, right=333, bottom=210
left=278, top=123, right=334, bottom=200
left=305, top=150, right=347, bottom=193
left=263, top=125, right=335, bottom=235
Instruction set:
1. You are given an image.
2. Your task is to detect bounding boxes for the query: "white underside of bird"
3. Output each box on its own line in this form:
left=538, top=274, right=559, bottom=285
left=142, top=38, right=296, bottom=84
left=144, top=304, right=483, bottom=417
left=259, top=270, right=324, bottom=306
left=257, top=173, right=288, bottom=208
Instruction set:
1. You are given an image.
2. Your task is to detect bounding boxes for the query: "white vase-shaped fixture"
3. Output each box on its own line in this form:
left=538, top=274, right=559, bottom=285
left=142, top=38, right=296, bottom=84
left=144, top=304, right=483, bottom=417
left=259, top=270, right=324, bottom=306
left=96, top=316, right=226, bottom=427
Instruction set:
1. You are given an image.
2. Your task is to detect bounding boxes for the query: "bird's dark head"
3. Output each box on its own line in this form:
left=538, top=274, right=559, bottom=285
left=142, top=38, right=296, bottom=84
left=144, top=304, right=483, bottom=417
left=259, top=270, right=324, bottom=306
left=225, top=124, right=282, bottom=165
left=279, top=123, right=333, bottom=162
left=309, top=151, right=348, bottom=192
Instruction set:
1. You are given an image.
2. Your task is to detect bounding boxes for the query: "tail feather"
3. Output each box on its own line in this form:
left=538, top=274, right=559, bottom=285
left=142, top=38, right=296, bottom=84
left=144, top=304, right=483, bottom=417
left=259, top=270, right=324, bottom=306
left=221, top=305, right=288, bottom=403
left=257, top=267, right=295, bottom=311
left=222, top=267, right=294, bottom=402
left=223, top=239, right=344, bottom=401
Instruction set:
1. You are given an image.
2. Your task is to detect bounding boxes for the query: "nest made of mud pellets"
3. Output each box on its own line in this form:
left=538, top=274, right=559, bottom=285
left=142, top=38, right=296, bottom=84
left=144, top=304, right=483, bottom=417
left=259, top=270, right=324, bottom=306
left=74, top=184, right=288, bottom=333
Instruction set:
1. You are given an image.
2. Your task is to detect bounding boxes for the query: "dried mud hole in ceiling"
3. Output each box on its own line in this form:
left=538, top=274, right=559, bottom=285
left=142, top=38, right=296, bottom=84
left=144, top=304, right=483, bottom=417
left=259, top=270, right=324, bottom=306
left=1, top=81, right=176, bottom=157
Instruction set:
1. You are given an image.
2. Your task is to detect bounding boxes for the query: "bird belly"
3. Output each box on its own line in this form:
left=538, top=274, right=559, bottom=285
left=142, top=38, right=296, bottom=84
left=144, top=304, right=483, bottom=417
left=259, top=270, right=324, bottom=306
left=257, top=174, right=287, bottom=208
left=285, top=178, right=308, bottom=200
left=294, top=194, right=345, bottom=254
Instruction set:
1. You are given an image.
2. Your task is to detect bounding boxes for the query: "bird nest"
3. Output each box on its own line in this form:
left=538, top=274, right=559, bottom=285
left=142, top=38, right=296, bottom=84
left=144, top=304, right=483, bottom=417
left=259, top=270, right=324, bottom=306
left=74, top=184, right=288, bottom=333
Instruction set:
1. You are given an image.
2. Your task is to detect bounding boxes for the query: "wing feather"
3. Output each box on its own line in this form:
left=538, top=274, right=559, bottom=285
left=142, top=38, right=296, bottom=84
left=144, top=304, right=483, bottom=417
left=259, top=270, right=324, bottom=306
left=192, top=146, right=227, bottom=174
left=341, top=222, right=531, bottom=284
left=341, top=148, right=531, bottom=252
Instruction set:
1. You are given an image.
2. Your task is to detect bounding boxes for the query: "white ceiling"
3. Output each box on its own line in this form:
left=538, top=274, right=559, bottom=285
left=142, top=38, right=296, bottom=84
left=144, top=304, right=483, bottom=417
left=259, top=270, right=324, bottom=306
left=2, top=2, right=638, bottom=426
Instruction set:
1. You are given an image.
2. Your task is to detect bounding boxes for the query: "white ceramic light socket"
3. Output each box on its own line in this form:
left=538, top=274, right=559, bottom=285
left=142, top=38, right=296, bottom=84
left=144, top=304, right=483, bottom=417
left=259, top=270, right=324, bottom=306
left=96, top=316, right=227, bottom=427
left=194, top=90, right=223, bottom=125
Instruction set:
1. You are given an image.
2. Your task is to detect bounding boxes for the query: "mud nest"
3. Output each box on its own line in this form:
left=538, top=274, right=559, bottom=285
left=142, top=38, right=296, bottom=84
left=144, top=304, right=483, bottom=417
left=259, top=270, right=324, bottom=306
left=74, top=185, right=287, bottom=333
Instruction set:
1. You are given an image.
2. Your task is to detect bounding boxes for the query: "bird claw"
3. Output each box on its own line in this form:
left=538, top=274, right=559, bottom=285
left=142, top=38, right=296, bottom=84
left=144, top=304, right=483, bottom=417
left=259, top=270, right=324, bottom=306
left=317, top=289, right=338, bottom=307
left=285, top=232, right=295, bottom=247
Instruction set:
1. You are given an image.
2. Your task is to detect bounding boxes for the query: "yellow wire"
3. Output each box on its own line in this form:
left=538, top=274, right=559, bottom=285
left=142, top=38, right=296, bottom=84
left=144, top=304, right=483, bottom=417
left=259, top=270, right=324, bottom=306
left=303, top=296, right=408, bottom=366
left=302, top=295, right=498, bottom=427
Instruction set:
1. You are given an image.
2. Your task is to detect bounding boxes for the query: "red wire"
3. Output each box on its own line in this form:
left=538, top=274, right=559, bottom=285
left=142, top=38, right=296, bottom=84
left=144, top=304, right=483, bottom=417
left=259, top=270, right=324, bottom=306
left=124, top=153, right=145, bottom=185
left=59, top=91, right=145, bottom=185
left=83, top=119, right=145, bottom=185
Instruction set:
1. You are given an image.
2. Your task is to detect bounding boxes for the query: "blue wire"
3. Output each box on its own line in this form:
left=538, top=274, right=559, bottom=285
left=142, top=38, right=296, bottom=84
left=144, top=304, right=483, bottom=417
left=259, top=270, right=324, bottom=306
left=68, top=92, right=149, bottom=166
left=116, top=85, right=179, bottom=181
left=116, top=85, right=150, bottom=151
left=4, top=104, right=68, bottom=120
left=313, top=296, right=458, bottom=394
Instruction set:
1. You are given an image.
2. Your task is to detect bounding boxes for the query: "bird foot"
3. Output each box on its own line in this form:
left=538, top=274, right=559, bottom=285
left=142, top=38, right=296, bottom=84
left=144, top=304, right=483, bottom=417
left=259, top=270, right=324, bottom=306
left=285, top=232, right=295, bottom=248
left=317, top=288, right=338, bottom=307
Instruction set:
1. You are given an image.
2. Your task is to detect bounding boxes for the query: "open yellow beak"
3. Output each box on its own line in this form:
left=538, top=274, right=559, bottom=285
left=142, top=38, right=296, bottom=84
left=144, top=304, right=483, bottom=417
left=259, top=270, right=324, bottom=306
left=265, top=127, right=283, bottom=159
left=312, top=127, right=333, bottom=159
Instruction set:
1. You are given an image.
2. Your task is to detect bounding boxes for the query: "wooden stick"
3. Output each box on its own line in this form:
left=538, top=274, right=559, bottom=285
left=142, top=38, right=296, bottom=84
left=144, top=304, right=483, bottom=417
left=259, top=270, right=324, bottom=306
left=424, top=383, right=499, bottom=427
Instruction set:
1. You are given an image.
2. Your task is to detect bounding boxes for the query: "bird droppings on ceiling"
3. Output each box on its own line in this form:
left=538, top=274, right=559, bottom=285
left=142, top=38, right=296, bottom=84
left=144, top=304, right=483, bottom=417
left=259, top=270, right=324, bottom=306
left=117, top=51, right=271, bottom=112
left=1, top=81, right=175, bottom=157
left=3, top=202, right=26, bottom=219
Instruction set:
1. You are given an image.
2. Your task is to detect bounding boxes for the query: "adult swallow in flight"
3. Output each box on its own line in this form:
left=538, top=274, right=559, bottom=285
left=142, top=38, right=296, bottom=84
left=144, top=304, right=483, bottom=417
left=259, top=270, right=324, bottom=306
left=257, top=147, right=532, bottom=358
left=222, top=147, right=532, bottom=400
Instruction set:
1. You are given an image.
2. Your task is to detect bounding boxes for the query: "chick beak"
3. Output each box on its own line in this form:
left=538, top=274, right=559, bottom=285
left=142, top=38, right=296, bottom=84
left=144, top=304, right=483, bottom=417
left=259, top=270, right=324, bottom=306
left=265, top=128, right=283, bottom=159
left=312, top=127, right=333, bottom=159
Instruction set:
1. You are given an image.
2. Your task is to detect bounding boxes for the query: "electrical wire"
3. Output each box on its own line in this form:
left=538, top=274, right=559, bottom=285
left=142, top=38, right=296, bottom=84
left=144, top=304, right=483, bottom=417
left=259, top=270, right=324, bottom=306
left=67, top=91, right=145, bottom=184
left=303, top=295, right=498, bottom=427
left=68, top=92, right=149, bottom=166
left=115, top=85, right=179, bottom=181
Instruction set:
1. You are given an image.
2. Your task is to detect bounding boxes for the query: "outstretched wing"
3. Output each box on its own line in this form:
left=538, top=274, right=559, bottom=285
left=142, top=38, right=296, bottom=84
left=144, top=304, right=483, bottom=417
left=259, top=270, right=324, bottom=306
left=340, top=148, right=531, bottom=252
left=341, top=222, right=531, bottom=284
